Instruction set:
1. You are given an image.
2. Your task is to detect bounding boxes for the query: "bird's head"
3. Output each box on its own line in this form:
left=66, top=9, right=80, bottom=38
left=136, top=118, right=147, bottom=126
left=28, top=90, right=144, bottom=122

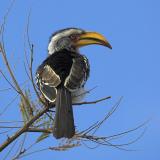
left=48, top=28, right=112, bottom=55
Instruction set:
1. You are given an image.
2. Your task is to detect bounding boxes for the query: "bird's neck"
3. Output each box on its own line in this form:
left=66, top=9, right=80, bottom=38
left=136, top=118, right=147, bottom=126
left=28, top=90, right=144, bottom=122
left=49, top=48, right=80, bottom=56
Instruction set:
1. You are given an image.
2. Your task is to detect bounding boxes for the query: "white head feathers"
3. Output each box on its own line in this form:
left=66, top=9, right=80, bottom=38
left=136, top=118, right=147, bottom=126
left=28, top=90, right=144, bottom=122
left=48, top=28, right=84, bottom=55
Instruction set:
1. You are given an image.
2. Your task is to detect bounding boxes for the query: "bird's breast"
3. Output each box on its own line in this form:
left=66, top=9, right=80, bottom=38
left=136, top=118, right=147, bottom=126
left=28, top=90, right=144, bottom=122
left=46, top=51, right=73, bottom=83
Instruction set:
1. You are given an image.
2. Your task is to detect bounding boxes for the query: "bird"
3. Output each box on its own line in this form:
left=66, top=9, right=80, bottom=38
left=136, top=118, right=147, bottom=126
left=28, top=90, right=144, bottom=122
left=36, top=28, right=112, bottom=139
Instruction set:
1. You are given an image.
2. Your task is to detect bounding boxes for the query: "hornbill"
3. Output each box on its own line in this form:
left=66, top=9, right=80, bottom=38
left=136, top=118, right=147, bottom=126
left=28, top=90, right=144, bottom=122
left=36, top=28, right=112, bottom=139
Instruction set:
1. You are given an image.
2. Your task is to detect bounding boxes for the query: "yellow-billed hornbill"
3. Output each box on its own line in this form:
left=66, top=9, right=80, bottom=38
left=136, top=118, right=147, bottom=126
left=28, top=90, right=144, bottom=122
left=36, top=28, right=112, bottom=139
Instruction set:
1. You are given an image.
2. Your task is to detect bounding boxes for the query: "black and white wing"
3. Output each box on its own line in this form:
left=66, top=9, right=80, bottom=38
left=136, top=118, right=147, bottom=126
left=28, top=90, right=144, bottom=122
left=64, top=55, right=90, bottom=91
left=36, top=65, right=61, bottom=102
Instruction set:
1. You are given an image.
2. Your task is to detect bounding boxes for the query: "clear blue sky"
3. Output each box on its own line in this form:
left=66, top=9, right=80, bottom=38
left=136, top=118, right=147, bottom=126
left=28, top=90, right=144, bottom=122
left=0, top=0, right=160, bottom=159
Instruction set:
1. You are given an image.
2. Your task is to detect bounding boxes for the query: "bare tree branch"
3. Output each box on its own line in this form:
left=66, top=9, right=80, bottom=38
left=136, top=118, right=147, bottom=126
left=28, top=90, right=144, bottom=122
left=0, top=105, right=49, bottom=152
left=0, top=95, right=113, bottom=152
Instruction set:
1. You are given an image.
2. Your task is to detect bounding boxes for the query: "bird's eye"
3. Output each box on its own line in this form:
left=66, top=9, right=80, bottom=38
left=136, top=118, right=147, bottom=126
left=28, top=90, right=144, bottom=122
left=70, top=34, right=78, bottom=40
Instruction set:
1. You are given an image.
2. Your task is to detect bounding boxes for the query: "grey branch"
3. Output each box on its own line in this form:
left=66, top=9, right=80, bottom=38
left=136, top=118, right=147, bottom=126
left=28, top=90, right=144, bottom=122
left=0, top=106, right=49, bottom=152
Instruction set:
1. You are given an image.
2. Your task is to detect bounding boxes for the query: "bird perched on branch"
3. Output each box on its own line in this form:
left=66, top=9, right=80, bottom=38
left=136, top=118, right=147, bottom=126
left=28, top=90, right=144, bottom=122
left=36, top=28, right=112, bottom=139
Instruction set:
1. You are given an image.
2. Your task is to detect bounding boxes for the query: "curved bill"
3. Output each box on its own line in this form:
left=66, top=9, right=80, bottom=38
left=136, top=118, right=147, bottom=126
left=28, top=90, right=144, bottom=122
left=76, top=32, right=112, bottom=49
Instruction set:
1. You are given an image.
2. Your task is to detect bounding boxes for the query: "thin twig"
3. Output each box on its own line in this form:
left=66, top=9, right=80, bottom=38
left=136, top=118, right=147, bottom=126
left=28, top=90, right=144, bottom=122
left=0, top=0, right=16, bottom=48
left=0, top=126, right=52, bottom=133
left=2, top=139, right=18, bottom=160
left=0, top=42, right=24, bottom=96
left=0, top=94, right=19, bottom=116
left=0, top=69, right=18, bottom=93
left=0, top=121, right=24, bottom=123
left=0, top=80, right=29, bottom=92
left=72, top=86, right=98, bottom=98
left=13, top=133, right=27, bottom=160
left=80, top=97, right=122, bottom=136
left=106, top=119, right=150, bottom=140
left=91, top=97, right=122, bottom=135
left=0, top=129, right=12, bottom=135
left=16, top=147, right=49, bottom=159
left=24, top=11, right=45, bottom=105
left=73, top=96, right=111, bottom=106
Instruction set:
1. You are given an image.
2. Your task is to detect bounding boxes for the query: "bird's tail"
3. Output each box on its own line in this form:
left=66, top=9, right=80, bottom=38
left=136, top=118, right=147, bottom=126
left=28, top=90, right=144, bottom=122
left=53, top=85, right=75, bottom=139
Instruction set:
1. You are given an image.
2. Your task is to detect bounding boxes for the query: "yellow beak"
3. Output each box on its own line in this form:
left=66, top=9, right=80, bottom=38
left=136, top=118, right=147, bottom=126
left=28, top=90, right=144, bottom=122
left=76, top=32, right=112, bottom=49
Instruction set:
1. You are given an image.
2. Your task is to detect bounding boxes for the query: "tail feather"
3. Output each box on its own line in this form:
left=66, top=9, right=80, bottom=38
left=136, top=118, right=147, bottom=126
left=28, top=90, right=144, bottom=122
left=53, top=86, right=75, bottom=139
